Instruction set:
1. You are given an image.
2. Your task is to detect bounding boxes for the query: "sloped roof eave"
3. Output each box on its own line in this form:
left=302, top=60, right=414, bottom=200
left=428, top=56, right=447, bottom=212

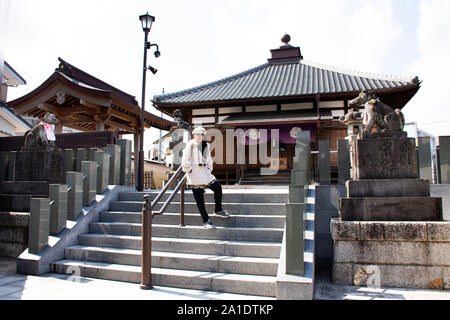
left=153, top=60, right=419, bottom=109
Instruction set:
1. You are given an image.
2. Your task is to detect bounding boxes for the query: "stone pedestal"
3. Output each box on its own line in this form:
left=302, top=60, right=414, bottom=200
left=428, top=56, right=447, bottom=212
left=339, top=197, right=442, bottom=221
left=352, top=133, right=417, bottom=180
left=14, top=150, right=64, bottom=183
left=332, top=131, right=446, bottom=290
left=340, top=132, right=442, bottom=221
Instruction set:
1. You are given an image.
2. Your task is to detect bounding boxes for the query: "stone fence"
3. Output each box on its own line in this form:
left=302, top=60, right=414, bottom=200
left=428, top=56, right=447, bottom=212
left=0, top=139, right=132, bottom=257
left=316, top=136, right=450, bottom=185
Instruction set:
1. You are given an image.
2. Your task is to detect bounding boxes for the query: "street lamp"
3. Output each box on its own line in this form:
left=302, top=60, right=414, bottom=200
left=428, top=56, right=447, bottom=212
left=137, top=12, right=160, bottom=192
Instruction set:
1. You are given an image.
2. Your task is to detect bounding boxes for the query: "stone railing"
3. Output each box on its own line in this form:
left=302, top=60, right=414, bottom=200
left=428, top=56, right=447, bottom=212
left=285, top=131, right=311, bottom=275
left=0, top=139, right=132, bottom=256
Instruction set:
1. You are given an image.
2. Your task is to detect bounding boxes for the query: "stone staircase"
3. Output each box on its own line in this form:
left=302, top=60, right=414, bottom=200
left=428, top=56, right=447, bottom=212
left=241, top=170, right=291, bottom=185
left=51, top=187, right=289, bottom=297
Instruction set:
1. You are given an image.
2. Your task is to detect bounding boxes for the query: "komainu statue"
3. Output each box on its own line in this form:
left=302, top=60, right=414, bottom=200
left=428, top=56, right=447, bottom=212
left=348, top=90, right=405, bottom=133
left=24, top=112, right=59, bottom=149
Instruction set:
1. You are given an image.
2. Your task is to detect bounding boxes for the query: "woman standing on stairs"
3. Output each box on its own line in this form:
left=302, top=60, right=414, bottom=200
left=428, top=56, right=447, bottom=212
left=181, top=127, right=231, bottom=229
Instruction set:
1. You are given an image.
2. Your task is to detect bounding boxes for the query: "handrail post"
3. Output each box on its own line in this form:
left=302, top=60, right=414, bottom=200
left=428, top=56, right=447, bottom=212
left=180, top=178, right=186, bottom=227
left=140, top=194, right=153, bottom=290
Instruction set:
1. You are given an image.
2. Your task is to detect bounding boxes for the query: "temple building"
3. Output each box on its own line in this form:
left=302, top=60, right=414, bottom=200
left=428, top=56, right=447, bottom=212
left=7, top=58, right=175, bottom=172
left=153, top=35, right=420, bottom=184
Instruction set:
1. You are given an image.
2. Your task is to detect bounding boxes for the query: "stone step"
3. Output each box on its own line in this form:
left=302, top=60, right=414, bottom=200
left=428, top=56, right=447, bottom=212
left=100, top=211, right=285, bottom=228
left=64, top=245, right=279, bottom=276
left=78, top=234, right=281, bottom=258
left=51, top=260, right=276, bottom=297
left=119, top=190, right=288, bottom=203
left=89, top=222, right=284, bottom=242
left=109, top=201, right=286, bottom=215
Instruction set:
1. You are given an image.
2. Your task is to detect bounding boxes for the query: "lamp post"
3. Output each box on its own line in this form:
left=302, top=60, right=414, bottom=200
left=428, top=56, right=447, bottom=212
left=137, top=12, right=160, bottom=191
left=139, top=12, right=160, bottom=290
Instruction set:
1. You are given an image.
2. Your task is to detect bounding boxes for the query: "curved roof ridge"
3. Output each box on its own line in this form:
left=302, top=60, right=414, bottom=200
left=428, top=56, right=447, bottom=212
left=301, top=59, right=416, bottom=83
left=57, top=71, right=110, bottom=92
left=154, top=63, right=270, bottom=101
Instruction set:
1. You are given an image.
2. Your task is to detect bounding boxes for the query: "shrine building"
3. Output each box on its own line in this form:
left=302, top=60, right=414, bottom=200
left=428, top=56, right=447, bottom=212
left=152, top=35, right=420, bottom=184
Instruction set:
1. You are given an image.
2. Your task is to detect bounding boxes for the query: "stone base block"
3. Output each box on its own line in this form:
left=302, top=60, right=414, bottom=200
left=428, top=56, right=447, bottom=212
left=0, top=242, right=27, bottom=258
left=0, top=181, right=49, bottom=195
left=339, top=197, right=442, bottom=221
left=333, top=262, right=450, bottom=290
left=346, top=179, right=430, bottom=198
left=331, top=220, right=450, bottom=290
left=0, top=194, right=47, bottom=212
left=0, top=212, right=29, bottom=227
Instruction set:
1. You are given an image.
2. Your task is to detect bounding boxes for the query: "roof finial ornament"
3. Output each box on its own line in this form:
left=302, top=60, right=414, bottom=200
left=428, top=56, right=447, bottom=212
left=281, top=33, right=291, bottom=46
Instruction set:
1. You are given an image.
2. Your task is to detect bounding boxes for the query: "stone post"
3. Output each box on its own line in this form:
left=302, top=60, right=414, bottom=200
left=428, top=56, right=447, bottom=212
left=117, top=139, right=132, bottom=186
left=291, top=131, right=311, bottom=186
left=49, top=184, right=68, bottom=236
left=88, top=148, right=99, bottom=161
left=64, top=149, right=75, bottom=171
left=81, top=161, right=97, bottom=207
left=66, top=171, right=83, bottom=220
left=64, top=149, right=75, bottom=184
left=169, top=129, right=188, bottom=171
left=318, top=140, right=331, bottom=185
left=417, top=137, right=432, bottom=181
left=94, top=150, right=110, bottom=194
left=28, top=198, right=50, bottom=254
left=105, top=144, right=121, bottom=185
left=285, top=130, right=310, bottom=275
left=337, top=139, right=351, bottom=185
left=75, top=148, right=88, bottom=172
left=285, top=203, right=304, bottom=275
left=437, top=136, right=450, bottom=184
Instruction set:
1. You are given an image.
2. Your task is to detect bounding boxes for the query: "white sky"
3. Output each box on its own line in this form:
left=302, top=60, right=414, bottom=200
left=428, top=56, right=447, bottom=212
left=3, top=0, right=450, bottom=150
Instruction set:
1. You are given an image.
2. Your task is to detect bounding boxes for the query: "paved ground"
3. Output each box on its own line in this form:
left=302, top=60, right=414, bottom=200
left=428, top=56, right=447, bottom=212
left=313, top=268, right=450, bottom=300
left=1, top=258, right=449, bottom=300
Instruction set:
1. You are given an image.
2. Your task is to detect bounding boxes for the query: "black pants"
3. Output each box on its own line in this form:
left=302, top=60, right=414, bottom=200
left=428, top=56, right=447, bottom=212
left=191, top=180, right=223, bottom=223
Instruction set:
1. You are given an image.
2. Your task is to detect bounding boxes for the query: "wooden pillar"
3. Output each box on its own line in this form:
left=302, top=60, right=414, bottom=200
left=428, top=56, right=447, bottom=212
left=55, top=124, right=63, bottom=134
left=314, top=94, right=320, bottom=117
left=96, top=121, right=105, bottom=131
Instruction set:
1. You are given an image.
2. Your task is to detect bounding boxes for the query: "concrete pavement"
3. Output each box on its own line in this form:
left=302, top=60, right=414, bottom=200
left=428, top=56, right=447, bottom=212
left=1, top=258, right=449, bottom=300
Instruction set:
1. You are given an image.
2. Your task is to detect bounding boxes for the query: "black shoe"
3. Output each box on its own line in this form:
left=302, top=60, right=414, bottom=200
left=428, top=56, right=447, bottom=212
left=204, top=220, right=216, bottom=229
left=214, top=210, right=231, bottom=219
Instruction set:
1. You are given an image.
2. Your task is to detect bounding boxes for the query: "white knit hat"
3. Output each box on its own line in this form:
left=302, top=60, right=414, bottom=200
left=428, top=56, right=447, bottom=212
left=192, top=127, right=206, bottom=135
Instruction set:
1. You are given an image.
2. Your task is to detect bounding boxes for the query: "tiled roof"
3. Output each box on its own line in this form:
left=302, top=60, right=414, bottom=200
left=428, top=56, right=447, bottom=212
left=154, top=60, right=418, bottom=105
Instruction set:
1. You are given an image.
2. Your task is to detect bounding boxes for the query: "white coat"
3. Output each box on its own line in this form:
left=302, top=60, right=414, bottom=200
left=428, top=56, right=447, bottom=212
left=181, top=139, right=216, bottom=187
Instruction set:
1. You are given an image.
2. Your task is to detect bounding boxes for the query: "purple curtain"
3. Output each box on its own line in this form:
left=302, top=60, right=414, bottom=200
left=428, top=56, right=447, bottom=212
left=236, top=124, right=316, bottom=145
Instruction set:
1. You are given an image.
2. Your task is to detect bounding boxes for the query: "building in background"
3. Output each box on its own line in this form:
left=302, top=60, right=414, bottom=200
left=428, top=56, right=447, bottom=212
left=153, top=35, right=421, bottom=184
left=0, top=60, right=31, bottom=136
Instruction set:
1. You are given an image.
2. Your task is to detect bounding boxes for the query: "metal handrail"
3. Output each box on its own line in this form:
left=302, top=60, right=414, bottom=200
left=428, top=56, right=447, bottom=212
left=153, top=174, right=187, bottom=216
left=140, top=165, right=187, bottom=290
left=151, top=165, right=184, bottom=208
